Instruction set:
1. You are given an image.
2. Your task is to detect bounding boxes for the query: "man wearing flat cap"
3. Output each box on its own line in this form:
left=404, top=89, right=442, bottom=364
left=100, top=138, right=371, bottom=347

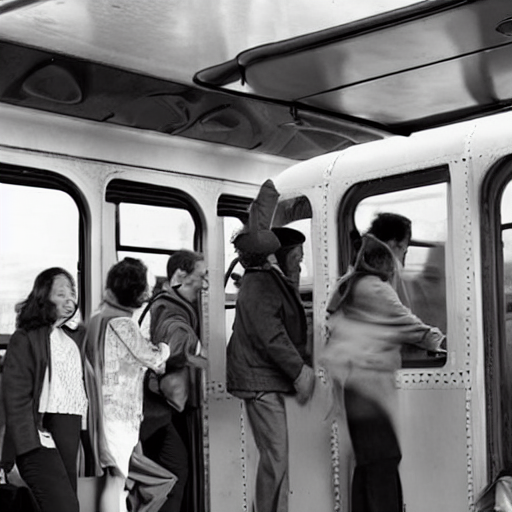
left=226, top=180, right=315, bottom=512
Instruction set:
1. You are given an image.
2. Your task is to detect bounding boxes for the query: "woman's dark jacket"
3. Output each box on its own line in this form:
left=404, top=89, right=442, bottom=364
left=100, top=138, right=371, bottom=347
left=227, top=267, right=311, bottom=395
left=1, top=325, right=85, bottom=464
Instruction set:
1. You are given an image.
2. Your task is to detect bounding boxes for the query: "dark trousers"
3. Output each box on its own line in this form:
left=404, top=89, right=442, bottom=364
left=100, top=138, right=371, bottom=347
left=351, top=458, right=403, bottom=512
left=344, top=388, right=403, bottom=512
left=245, top=392, right=289, bottom=512
left=16, top=413, right=81, bottom=512
left=140, top=417, right=189, bottom=512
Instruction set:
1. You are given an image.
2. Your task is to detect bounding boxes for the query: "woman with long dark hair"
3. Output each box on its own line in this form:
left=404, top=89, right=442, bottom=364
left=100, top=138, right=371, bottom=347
left=2, top=267, right=87, bottom=512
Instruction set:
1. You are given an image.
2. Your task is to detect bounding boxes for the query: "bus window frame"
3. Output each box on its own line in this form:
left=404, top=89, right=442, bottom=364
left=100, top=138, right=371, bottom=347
left=216, top=193, right=252, bottom=304
left=106, top=178, right=208, bottom=512
left=0, top=164, right=90, bottom=347
left=480, top=155, right=512, bottom=479
left=338, top=165, right=450, bottom=272
left=337, top=165, right=450, bottom=369
left=106, top=178, right=204, bottom=265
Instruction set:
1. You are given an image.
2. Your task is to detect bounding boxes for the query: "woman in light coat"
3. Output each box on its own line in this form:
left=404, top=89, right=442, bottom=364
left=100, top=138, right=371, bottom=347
left=321, top=234, right=445, bottom=512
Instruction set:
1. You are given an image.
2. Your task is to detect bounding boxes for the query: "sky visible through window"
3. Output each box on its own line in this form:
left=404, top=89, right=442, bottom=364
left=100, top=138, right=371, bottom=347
left=0, top=183, right=79, bottom=334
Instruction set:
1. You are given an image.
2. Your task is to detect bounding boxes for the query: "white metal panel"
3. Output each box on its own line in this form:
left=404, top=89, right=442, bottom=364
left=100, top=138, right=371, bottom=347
left=270, top=111, right=512, bottom=510
left=0, top=103, right=294, bottom=185
left=398, top=388, right=468, bottom=512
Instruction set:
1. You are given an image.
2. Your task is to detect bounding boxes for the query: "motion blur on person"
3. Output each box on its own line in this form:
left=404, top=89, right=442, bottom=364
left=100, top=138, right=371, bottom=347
left=321, top=215, right=446, bottom=512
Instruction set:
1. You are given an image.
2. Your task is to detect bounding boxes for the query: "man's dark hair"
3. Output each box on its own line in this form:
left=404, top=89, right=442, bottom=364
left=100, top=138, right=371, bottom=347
left=236, top=250, right=270, bottom=269
left=16, top=267, right=75, bottom=330
left=368, top=212, right=412, bottom=244
left=166, top=250, right=204, bottom=280
left=107, top=257, right=148, bottom=308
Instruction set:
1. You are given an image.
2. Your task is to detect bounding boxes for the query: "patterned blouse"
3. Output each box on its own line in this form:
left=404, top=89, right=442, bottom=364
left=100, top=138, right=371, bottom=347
left=102, top=316, right=170, bottom=432
left=39, top=326, right=88, bottom=419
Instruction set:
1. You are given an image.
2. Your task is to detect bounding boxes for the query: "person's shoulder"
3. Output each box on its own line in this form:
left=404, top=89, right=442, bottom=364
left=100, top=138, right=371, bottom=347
left=352, top=273, right=389, bottom=294
left=12, top=325, right=48, bottom=338
left=7, top=326, right=46, bottom=352
left=151, top=290, right=182, bottom=308
left=108, top=316, right=142, bottom=341
left=240, top=269, right=286, bottom=302
left=109, top=315, right=136, bottom=327
left=242, top=268, right=277, bottom=287
left=8, top=328, right=29, bottom=344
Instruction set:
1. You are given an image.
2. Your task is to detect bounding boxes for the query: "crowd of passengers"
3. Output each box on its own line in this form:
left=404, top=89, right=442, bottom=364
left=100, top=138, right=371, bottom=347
left=0, top=179, right=445, bottom=512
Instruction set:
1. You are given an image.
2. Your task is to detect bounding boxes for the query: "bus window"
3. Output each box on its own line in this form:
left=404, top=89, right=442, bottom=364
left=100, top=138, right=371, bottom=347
left=0, top=182, right=80, bottom=352
left=108, top=182, right=204, bottom=512
left=482, top=161, right=512, bottom=475
left=355, top=183, right=448, bottom=330
left=116, top=202, right=195, bottom=294
left=217, top=193, right=252, bottom=344
left=223, top=216, right=244, bottom=343
left=342, top=171, right=449, bottom=368
left=501, top=180, right=512, bottom=363
left=224, top=216, right=244, bottom=296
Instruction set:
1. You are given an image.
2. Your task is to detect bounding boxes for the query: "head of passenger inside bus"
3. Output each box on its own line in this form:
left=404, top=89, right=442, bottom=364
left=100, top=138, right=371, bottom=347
left=106, top=257, right=149, bottom=309
left=233, top=228, right=281, bottom=270
left=16, top=267, right=77, bottom=330
left=358, top=235, right=396, bottom=282
left=166, top=250, right=208, bottom=301
left=367, top=212, right=412, bottom=266
left=271, top=227, right=306, bottom=290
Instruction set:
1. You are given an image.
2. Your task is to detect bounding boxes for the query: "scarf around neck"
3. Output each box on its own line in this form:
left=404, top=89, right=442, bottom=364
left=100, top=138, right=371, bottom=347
left=327, top=234, right=398, bottom=314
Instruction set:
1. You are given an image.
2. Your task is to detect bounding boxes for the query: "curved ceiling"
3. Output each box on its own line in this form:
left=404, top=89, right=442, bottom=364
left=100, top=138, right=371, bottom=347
left=1, top=0, right=511, bottom=160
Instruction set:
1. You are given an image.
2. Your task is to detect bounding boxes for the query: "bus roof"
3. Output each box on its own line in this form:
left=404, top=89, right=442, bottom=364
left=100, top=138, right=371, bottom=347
left=1, top=0, right=511, bottom=161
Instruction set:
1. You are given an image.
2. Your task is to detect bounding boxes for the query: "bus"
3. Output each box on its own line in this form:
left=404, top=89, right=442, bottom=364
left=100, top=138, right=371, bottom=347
left=1, top=1, right=512, bottom=511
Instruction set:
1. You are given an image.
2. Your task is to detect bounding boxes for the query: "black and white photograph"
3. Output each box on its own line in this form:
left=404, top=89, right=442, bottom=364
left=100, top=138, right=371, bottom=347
left=0, top=1, right=512, bottom=511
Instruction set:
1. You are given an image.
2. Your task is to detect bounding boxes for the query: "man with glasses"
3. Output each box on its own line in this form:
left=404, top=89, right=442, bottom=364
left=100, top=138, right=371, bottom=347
left=139, top=250, right=207, bottom=512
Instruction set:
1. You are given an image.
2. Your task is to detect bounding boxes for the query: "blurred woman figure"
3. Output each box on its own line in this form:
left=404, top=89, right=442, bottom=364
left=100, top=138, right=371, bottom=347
left=84, top=257, right=170, bottom=512
left=321, top=234, right=445, bottom=512
left=2, top=267, right=87, bottom=512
